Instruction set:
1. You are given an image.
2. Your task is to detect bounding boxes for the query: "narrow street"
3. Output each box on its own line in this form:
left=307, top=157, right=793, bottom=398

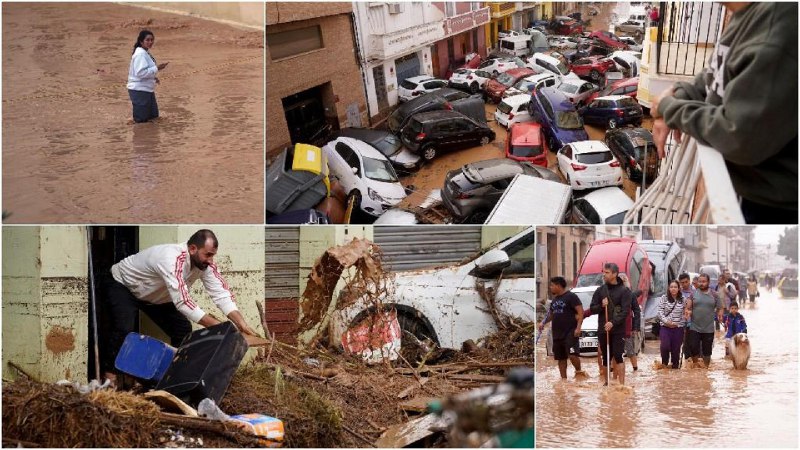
left=535, top=290, right=798, bottom=448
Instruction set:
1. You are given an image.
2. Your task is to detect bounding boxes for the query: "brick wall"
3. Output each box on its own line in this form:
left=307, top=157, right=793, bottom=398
left=264, top=298, right=299, bottom=344
left=266, top=10, right=367, bottom=159
left=266, top=2, right=352, bottom=26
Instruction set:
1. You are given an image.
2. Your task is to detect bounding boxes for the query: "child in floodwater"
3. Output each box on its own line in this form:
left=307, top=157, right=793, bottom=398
left=724, top=302, right=748, bottom=357
left=127, top=30, right=169, bottom=123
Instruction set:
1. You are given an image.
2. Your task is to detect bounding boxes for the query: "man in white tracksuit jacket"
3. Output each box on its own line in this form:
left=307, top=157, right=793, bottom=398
left=101, top=229, right=257, bottom=382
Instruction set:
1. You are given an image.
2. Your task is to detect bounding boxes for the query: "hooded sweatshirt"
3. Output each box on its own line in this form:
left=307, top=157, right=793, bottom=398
left=127, top=47, right=159, bottom=92
left=658, top=2, right=798, bottom=210
left=590, top=277, right=632, bottom=335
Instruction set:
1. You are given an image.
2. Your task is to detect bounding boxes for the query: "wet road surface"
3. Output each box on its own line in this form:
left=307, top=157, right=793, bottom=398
left=535, top=290, right=798, bottom=448
left=2, top=2, right=263, bottom=223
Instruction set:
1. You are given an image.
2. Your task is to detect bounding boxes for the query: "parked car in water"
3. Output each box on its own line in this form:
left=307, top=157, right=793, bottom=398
left=477, top=56, right=526, bottom=76
left=495, top=94, right=535, bottom=129
left=528, top=86, right=589, bottom=151
left=442, top=159, right=559, bottom=223
left=556, top=140, right=623, bottom=190
left=589, top=30, right=628, bottom=50
left=333, top=128, right=421, bottom=174
left=499, top=35, right=533, bottom=57
left=448, top=68, right=493, bottom=94
left=526, top=52, right=575, bottom=80
left=639, top=240, right=687, bottom=336
left=570, top=55, right=616, bottom=82
left=546, top=285, right=600, bottom=356
left=616, top=20, right=646, bottom=38
left=548, top=35, right=579, bottom=50
left=322, top=137, right=407, bottom=217
left=579, top=95, right=643, bottom=128
left=484, top=68, right=535, bottom=103
left=502, top=72, right=559, bottom=98
left=618, top=36, right=643, bottom=52
left=604, top=127, right=659, bottom=183
left=398, top=76, right=449, bottom=102
left=557, top=78, right=600, bottom=106
left=400, top=110, right=496, bottom=161
left=387, top=88, right=481, bottom=134
left=331, top=227, right=536, bottom=349
left=608, top=51, right=642, bottom=77
left=505, top=122, right=548, bottom=167
left=550, top=16, right=583, bottom=35
left=571, top=187, right=633, bottom=224
left=586, top=77, right=639, bottom=103
left=498, top=29, right=521, bottom=39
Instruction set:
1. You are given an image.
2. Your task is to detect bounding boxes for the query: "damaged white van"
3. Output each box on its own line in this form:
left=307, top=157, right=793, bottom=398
left=329, top=228, right=535, bottom=350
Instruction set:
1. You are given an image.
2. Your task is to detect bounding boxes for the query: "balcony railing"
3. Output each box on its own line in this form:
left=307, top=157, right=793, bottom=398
left=624, top=136, right=745, bottom=225
left=489, top=2, right=516, bottom=18
left=655, top=1, right=724, bottom=76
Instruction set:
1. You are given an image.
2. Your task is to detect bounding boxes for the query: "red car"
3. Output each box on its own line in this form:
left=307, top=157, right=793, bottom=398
left=484, top=68, right=535, bottom=103
left=586, top=77, right=639, bottom=103
left=550, top=16, right=583, bottom=35
left=505, top=122, right=548, bottom=167
left=570, top=56, right=616, bottom=82
left=588, top=30, right=628, bottom=50
left=574, top=237, right=652, bottom=311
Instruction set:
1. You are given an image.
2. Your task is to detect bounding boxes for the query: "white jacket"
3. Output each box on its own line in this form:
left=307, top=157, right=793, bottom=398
left=111, top=243, right=238, bottom=323
left=127, top=47, right=158, bottom=92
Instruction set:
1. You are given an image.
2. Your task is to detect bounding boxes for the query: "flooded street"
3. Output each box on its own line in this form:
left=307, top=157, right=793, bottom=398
left=2, top=2, right=263, bottom=223
left=536, top=290, right=798, bottom=448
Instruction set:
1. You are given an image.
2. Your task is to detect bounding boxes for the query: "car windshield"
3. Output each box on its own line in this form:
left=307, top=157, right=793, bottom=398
left=559, top=83, right=579, bottom=94
left=402, top=119, right=423, bottom=139
left=454, top=69, right=469, bottom=75
left=362, top=155, right=398, bottom=183
left=400, top=80, right=418, bottom=90
left=556, top=110, right=583, bottom=129
left=556, top=61, right=570, bottom=75
left=576, top=273, right=603, bottom=287
left=619, top=97, right=638, bottom=107
left=372, top=135, right=403, bottom=157
left=606, top=211, right=626, bottom=224
left=576, top=151, right=613, bottom=164
left=512, top=57, right=527, bottom=67
left=497, top=102, right=513, bottom=114
left=511, top=144, right=543, bottom=157
left=496, top=73, right=516, bottom=87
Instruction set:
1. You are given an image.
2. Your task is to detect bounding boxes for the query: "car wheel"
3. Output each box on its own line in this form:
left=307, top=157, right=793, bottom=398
left=479, top=135, right=491, bottom=146
left=422, top=146, right=437, bottom=161
left=467, top=210, right=489, bottom=224
left=608, top=118, right=617, bottom=129
left=470, top=82, right=479, bottom=94
left=590, top=69, right=601, bottom=81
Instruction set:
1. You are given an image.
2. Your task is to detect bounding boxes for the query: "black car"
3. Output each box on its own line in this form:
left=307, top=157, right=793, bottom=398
left=332, top=128, right=421, bottom=173
left=399, top=110, right=496, bottom=161
left=442, top=158, right=562, bottom=223
left=387, top=88, right=481, bottom=134
left=578, top=95, right=643, bottom=128
left=605, top=127, right=659, bottom=183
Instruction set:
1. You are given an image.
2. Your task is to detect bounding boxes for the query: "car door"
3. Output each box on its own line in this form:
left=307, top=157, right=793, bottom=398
left=571, top=198, right=590, bottom=223
left=585, top=99, right=602, bottom=123
left=333, top=142, right=358, bottom=192
left=455, top=118, right=479, bottom=147
left=557, top=144, right=573, bottom=178
left=435, top=121, right=458, bottom=151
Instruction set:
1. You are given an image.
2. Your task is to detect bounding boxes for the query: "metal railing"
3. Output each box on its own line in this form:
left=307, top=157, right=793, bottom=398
left=624, top=136, right=745, bottom=225
left=655, top=1, right=724, bottom=76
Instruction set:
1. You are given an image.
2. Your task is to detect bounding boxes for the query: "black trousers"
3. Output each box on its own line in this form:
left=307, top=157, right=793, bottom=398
left=598, top=332, right=625, bottom=366
left=741, top=198, right=797, bottom=225
left=687, top=329, right=714, bottom=358
left=128, top=89, right=159, bottom=123
left=100, top=274, right=191, bottom=373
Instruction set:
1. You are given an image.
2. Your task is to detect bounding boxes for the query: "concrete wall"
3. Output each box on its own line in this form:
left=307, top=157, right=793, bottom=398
left=128, top=2, right=264, bottom=29
left=3, top=226, right=89, bottom=383
left=139, top=226, right=265, bottom=362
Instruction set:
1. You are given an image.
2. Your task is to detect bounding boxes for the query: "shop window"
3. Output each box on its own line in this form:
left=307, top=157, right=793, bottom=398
left=268, top=26, right=323, bottom=60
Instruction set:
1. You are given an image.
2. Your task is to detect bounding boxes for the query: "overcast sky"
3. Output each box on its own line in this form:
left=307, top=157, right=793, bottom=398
left=753, top=225, right=792, bottom=246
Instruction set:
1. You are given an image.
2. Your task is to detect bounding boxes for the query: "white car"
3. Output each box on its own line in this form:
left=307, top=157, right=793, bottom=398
left=526, top=52, right=579, bottom=80
left=498, top=29, right=521, bottom=39
left=495, top=94, right=534, bottom=129
left=556, top=140, right=623, bottom=190
left=331, top=227, right=535, bottom=350
left=502, top=72, right=559, bottom=98
left=448, top=68, right=493, bottom=94
left=398, top=76, right=448, bottom=102
left=477, top=57, right=525, bottom=76
left=544, top=285, right=599, bottom=356
left=608, top=50, right=642, bottom=77
left=557, top=78, right=600, bottom=106
left=322, top=137, right=407, bottom=217
left=618, top=36, right=643, bottom=52
left=548, top=36, right=579, bottom=50
left=571, top=187, right=634, bottom=224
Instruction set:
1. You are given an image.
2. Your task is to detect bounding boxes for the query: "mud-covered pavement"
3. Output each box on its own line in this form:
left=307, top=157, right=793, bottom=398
left=2, top=2, right=263, bottom=223
left=535, top=290, right=798, bottom=448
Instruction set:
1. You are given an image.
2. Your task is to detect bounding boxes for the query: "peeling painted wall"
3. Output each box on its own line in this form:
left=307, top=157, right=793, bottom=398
left=2, top=226, right=89, bottom=383
left=138, top=226, right=265, bottom=362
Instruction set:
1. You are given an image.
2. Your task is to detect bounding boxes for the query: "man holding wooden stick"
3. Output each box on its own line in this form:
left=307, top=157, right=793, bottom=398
left=589, top=263, right=632, bottom=386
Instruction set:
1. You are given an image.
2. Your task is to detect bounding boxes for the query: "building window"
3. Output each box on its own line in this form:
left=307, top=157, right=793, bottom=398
left=267, top=25, right=323, bottom=60
left=445, top=2, right=456, bottom=17
left=560, top=236, right=566, bottom=276
left=573, top=242, right=578, bottom=278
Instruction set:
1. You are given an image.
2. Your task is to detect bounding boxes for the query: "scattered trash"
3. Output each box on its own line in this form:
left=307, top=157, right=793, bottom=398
left=342, top=309, right=402, bottom=364
left=55, top=378, right=112, bottom=394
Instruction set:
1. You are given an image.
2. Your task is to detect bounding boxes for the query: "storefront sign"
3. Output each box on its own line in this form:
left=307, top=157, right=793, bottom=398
left=444, top=7, right=491, bottom=36
left=370, top=22, right=444, bottom=60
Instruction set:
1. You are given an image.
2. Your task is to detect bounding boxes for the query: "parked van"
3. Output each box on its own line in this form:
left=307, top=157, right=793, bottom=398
left=639, top=240, right=686, bottom=336
left=499, top=35, right=531, bottom=57
left=575, top=237, right=653, bottom=332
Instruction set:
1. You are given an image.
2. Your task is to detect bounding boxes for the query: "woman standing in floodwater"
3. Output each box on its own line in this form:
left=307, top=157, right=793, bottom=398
left=127, top=30, right=168, bottom=123
left=657, top=280, right=686, bottom=369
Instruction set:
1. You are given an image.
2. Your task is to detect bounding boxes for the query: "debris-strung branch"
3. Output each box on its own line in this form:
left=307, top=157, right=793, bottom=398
left=158, top=412, right=263, bottom=447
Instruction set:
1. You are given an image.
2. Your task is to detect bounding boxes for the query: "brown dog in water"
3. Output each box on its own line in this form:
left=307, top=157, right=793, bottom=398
left=728, top=333, right=751, bottom=370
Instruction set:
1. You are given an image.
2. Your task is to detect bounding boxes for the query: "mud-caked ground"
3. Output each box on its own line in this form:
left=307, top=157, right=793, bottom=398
left=2, top=2, right=263, bottom=223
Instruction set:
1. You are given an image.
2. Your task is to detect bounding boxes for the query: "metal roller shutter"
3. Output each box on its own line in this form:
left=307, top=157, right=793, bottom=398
left=265, top=227, right=300, bottom=299
left=395, top=53, right=421, bottom=84
left=374, top=226, right=483, bottom=272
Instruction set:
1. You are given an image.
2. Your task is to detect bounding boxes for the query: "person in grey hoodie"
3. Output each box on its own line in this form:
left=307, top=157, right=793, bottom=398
left=590, top=262, right=632, bottom=386
left=651, top=2, right=797, bottom=224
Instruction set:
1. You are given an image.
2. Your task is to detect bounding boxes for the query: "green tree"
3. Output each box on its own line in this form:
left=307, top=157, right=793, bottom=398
left=777, top=226, right=798, bottom=264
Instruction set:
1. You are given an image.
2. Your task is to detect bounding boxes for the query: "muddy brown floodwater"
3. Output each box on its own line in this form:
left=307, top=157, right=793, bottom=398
left=2, top=2, right=263, bottom=223
left=536, top=290, right=798, bottom=448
